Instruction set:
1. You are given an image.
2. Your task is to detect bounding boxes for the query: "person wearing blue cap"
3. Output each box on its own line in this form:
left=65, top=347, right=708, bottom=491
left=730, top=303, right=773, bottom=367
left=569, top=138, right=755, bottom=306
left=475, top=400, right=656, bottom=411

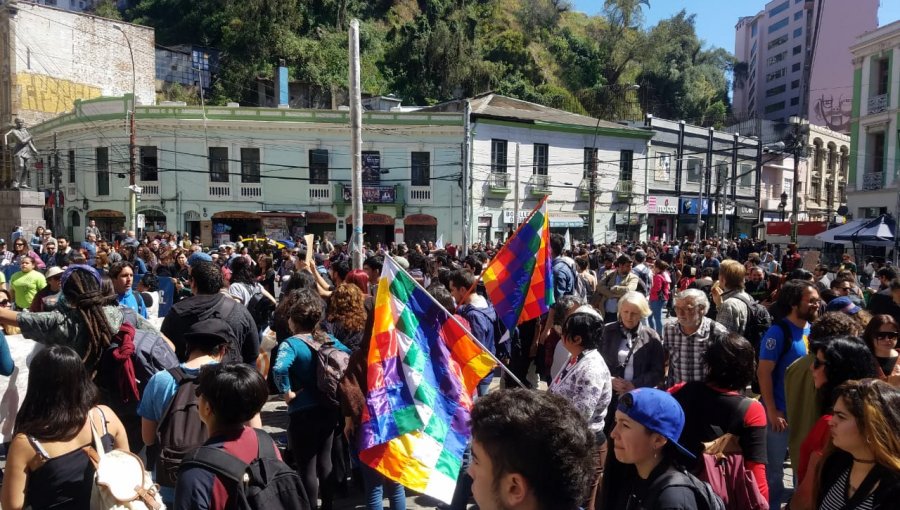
left=600, top=388, right=723, bottom=510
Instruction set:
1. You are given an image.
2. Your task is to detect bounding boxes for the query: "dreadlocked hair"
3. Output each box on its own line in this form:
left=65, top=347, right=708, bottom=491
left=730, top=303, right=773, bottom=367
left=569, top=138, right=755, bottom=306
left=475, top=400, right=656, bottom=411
left=63, top=269, right=115, bottom=368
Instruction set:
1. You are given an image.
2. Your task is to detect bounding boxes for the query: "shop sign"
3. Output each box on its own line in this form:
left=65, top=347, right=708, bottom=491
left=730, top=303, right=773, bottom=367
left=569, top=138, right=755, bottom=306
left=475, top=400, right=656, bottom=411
left=647, top=195, right=678, bottom=215
left=342, top=185, right=396, bottom=204
left=680, top=198, right=709, bottom=215
left=502, top=210, right=531, bottom=223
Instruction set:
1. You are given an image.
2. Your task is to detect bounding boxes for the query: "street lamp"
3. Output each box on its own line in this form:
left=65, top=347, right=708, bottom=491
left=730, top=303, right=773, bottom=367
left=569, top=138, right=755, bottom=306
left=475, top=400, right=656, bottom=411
left=114, top=25, right=137, bottom=235
left=779, top=191, right=788, bottom=221
left=786, top=115, right=809, bottom=243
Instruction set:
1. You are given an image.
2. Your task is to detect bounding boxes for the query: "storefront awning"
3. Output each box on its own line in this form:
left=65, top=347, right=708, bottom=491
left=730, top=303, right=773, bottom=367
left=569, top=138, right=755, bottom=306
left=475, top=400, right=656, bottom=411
left=549, top=215, right=584, bottom=228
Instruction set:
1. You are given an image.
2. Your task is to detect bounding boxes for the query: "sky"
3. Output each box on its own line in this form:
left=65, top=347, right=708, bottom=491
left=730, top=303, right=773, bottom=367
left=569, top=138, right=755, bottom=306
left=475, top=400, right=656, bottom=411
left=570, top=0, right=900, bottom=53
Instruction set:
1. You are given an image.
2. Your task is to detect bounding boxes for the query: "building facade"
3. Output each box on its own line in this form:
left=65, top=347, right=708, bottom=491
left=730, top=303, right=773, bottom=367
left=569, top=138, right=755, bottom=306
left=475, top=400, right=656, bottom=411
left=29, top=0, right=98, bottom=13
left=29, top=96, right=466, bottom=248
left=426, top=94, right=653, bottom=245
left=803, top=124, right=849, bottom=221
left=847, top=20, right=900, bottom=220
left=733, top=0, right=877, bottom=130
left=639, top=116, right=760, bottom=241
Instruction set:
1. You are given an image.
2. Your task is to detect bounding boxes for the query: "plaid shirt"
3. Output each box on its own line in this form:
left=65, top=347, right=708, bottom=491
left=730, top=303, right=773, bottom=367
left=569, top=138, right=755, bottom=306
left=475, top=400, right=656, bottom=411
left=662, top=316, right=727, bottom=387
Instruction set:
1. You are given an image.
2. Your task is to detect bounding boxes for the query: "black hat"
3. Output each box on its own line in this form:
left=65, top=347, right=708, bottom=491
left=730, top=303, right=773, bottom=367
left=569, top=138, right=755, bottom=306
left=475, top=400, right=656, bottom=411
left=183, top=320, right=236, bottom=349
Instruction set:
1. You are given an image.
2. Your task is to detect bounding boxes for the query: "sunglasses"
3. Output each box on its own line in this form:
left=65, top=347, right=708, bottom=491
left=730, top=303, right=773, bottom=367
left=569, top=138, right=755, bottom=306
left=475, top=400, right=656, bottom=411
left=812, top=357, right=828, bottom=369
left=0, top=300, right=9, bottom=306
left=875, top=331, right=899, bottom=340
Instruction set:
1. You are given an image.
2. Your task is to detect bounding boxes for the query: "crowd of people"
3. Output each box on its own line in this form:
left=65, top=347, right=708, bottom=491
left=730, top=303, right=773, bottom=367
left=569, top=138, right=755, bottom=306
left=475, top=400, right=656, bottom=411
left=0, top=221, right=899, bottom=510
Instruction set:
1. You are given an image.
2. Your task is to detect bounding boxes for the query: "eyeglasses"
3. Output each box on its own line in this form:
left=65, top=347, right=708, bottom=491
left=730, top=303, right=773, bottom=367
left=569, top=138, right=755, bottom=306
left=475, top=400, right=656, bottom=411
left=875, top=331, right=899, bottom=340
left=0, top=300, right=9, bottom=306
left=812, top=357, right=827, bottom=369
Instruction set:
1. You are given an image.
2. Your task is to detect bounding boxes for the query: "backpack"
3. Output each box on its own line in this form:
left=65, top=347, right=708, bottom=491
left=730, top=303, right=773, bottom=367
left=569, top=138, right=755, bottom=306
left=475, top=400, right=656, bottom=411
left=729, top=294, right=772, bottom=357
left=120, top=308, right=180, bottom=393
left=633, top=267, right=652, bottom=296
left=643, top=467, right=726, bottom=510
left=552, top=258, right=578, bottom=297
left=155, top=367, right=209, bottom=488
left=296, top=334, right=349, bottom=409
left=180, top=428, right=311, bottom=510
left=749, top=319, right=792, bottom=394
left=635, top=275, right=650, bottom=296
left=696, top=398, right=769, bottom=510
left=574, top=272, right=592, bottom=301
left=245, top=287, right=275, bottom=332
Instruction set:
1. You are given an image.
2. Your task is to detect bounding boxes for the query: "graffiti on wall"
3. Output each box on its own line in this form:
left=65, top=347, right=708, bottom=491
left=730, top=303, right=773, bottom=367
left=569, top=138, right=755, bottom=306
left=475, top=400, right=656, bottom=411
left=16, top=73, right=101, bottom=115
left=811, top=93, right=852, bottom=133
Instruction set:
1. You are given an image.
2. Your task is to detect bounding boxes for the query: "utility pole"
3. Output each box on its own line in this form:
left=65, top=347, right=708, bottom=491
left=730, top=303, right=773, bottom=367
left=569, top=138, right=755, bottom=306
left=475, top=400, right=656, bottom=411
left=588, top=147, right=597, bottom=244
left=348, top=19, right=364, bottom=270
left=52, top=132, right=60, bottom=235
left=696, top=164, right=704, bottom=241
left=513, top=143, right=520, bottom=231
left=129, top=107, right=137, bottom=234
left=461, top=99, right=471, bottom=255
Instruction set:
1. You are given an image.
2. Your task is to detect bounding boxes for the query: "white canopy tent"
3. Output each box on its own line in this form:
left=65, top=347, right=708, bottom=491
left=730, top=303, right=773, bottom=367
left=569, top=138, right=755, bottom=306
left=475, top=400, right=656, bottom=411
left=814, top=218, right=869, bottom=245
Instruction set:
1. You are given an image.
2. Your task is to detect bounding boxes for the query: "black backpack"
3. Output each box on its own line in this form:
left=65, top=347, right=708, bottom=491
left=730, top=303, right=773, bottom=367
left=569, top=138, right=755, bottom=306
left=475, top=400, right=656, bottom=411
left=750, top=318, right=793, bottom=394
left=729, top=294, right=773, bottom=356
left=246, top=290, right=275, bottom=332
left=155, top=366, right=209, bottom=487
left=180, top=428, right=312, bottom=510
left=642, top=467, right=726, bottom=510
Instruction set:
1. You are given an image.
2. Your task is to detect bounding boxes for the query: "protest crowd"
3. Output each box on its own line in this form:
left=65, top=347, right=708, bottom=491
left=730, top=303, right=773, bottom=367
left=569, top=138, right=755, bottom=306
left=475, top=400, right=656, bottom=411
left=0, top=212, right=898, bottom=510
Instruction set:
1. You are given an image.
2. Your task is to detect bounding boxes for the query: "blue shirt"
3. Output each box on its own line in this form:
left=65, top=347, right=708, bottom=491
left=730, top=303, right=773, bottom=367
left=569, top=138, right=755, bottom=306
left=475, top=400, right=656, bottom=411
left=118, top=288, right=148, bottom=318
left=272, top=334, right=349, bottom=414
left=759, top=320, right=809, bottom=414
left=138, top=363, right=203, bottom=422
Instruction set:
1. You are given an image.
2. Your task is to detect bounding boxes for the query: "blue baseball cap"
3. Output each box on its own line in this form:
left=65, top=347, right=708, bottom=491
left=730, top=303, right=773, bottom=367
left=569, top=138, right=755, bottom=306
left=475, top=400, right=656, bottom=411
left=825, top=296, right=861, bottom=315
left=617, top=388, right=695, bottom=459
left=187, top=251, right=213, bottom=267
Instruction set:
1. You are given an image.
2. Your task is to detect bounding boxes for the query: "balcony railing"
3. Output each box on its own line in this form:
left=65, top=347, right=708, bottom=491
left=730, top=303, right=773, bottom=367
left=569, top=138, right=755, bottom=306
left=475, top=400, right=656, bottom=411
left=868, top=93, right=888, bottom=115
left=209, top=184, right=231, bottom=198
left=309, top=184, right=331, bottom=203
left=240, top=183, right=262, bottom=198
left=488, top=172, right=511, bottom=192
left=529, top=174, right=551, bottom=195
left=408, top=185, right=432, bottom=204
left=139, top=183, right=160, bottom=197
left=863, top=172, right=883, bottom=191
left=615, top=180, right=635, bottom=198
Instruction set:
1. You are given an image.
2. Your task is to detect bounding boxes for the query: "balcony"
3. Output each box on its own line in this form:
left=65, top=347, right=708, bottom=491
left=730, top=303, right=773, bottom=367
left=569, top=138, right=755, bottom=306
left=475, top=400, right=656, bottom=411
left=239, top=183, right=262, bottom=198
left=308, top=184, right=331, bottom=204
left=862, top=172, right=883, bottom=191
left=529, top=174, right=551, bottom=195
left=209, top=184, right=231, bottom=198
left=408, top=185, right=432, bottom=205
left=615, top=180, right=635, bottom=199
left=139, top=183, right=160, bottom=198
left=488, top=172, right=511, bottom=193
left=868, top=93, right=888, bottom=115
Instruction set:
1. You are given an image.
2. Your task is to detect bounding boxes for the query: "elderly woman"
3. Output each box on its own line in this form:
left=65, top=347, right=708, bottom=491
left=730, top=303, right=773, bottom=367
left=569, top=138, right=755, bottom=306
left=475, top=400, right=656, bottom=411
left=599, top=291, right=665, bottom=436
left=662, top=288, right=728, bottom=388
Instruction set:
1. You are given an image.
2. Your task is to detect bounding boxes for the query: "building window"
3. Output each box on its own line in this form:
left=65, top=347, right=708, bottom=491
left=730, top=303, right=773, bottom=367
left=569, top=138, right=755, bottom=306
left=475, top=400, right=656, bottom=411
left=583, top=148, right=597, bottom=179
left=309, top=149, right=329, bottom=185
left=793, top=27, right=802, bottom=38
left=139, top=146, right=158, bottom=181
left=411, top=151, right=430, bottom=186
left=766, top=68, right=786, bottom=82
left=768, top=34, right=788, bottom=50
left=491, top=139, right=507, bottom=173
left=792, top=45, right=802, bottom=55
left=655, top=152, right=672, bottom=181
left=738, top=163, right=754, bottom=188
left=533, top=144, right=548, bottom=175
left=768, top=1, right=790, bottom=17
left=838, top=184, right=845, bottom=203
left=208, top=147, right=229, bottom=182
left=765, top=101, right=786, bottom=113
left=794, top=10, right=803, bottom=20
left=362, top=151, right=381, bottom=184
left=791, top=79, right=800, bottom=89
left=875, top=57, right=889, bottom=95
left=620, top=150, right=634, bottom=181
left=767, top=51, right=787, bottom=65
left=768, top=17, right=789, bottom=33
left=766, top=84, right=786, bottom=97
left=792, top=62, right=801, bottom=72
left=68, top=150, right=75, bottom=183
left=872, top=132, right=886, bottom=173
left=686, top=158, right=702, bottom=183
left=790, top=96, right=800, bottom=106
left=240, top=148, right=260, bottom=183
left=751, top=20, right=758, bottom=37
left=810, top=179, right=820, bottom=200
left=96, top=147, right=109, bottom=196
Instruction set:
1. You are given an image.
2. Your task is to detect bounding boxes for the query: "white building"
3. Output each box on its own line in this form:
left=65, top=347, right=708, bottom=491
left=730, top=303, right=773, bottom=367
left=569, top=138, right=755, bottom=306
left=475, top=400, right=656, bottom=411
left=425, top=93, right=653, bottom=244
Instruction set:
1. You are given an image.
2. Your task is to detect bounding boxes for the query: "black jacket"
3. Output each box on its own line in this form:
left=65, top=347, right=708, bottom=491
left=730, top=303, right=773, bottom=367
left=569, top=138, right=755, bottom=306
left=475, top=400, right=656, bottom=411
left=160, top=292, right=260, bottom=364
left=599, top=321, right=666, bottom=388
left=817, top=450, right=900, bottom=509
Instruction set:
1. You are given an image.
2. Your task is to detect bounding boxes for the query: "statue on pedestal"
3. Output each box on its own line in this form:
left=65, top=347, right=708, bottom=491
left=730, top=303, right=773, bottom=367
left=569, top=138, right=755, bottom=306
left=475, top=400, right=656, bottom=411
left=4, top=118, right=39, bottom=189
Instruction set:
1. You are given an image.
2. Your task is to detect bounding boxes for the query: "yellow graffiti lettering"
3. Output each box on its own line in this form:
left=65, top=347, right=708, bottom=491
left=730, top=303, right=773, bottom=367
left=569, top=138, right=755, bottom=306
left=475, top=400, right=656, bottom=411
left=16, top=73, right=102, bottom=114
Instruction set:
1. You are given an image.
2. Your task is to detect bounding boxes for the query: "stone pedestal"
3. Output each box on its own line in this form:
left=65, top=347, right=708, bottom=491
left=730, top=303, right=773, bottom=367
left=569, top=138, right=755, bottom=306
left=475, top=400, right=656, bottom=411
left=0, top=190, right=46, bottom=240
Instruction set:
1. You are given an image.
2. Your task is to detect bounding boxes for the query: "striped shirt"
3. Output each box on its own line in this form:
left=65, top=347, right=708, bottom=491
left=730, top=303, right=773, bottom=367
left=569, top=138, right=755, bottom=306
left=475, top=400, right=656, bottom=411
left=819, top=468, right=874, bottom=510
left=662, top=317, right=727, bottom=387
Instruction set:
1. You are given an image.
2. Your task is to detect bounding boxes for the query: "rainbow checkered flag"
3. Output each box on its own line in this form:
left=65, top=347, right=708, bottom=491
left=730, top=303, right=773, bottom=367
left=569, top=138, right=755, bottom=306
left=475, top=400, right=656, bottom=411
left=482, top=198, right=554, bottom=333
left=359, top=257, right=496, bottom=503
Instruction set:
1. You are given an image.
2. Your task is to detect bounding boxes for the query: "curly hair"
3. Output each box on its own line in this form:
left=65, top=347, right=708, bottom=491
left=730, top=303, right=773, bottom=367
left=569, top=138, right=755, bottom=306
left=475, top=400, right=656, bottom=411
left=327, top=283, right=366, bottom=333
left=809, top=311, right=863, bottom=341
left=63, top=268, right=116, bottom=369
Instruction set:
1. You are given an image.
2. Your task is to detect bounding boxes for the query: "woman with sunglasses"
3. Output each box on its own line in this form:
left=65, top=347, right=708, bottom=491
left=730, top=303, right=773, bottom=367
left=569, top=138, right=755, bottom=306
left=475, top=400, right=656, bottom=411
left=793, top=336, right=878, bottom=499
left=813, top=380, right=900, bottom=509
left=11, top=239, right=44, bottom=271
left=862, top=314, right=900, bottom=384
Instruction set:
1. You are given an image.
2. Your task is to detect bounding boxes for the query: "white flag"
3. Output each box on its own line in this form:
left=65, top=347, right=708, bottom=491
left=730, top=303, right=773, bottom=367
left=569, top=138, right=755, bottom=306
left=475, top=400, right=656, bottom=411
left=564, top=229, right=571, bottom=251
left=435, top=234, right=444, bottom=249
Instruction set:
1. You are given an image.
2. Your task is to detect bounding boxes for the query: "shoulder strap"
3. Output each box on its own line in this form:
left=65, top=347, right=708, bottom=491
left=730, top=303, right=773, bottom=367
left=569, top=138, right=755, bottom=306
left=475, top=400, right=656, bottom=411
left=182, top=445, right=250, bottom=485
left=219, top=294, right=238, bottom=318
left=729, top=396, right=754, bottom=434
left=27, top=435, right=50, bottom=461
left=168, top=365, right=188, bottom=384
left=253, top=428, right=277, bottom=460
left=777, top=319, right=794, bottom=359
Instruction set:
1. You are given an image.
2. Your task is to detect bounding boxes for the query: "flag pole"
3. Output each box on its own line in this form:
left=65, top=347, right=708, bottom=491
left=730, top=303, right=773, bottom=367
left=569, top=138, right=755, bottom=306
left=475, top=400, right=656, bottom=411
left=383, top=255, right=527, bottom=389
